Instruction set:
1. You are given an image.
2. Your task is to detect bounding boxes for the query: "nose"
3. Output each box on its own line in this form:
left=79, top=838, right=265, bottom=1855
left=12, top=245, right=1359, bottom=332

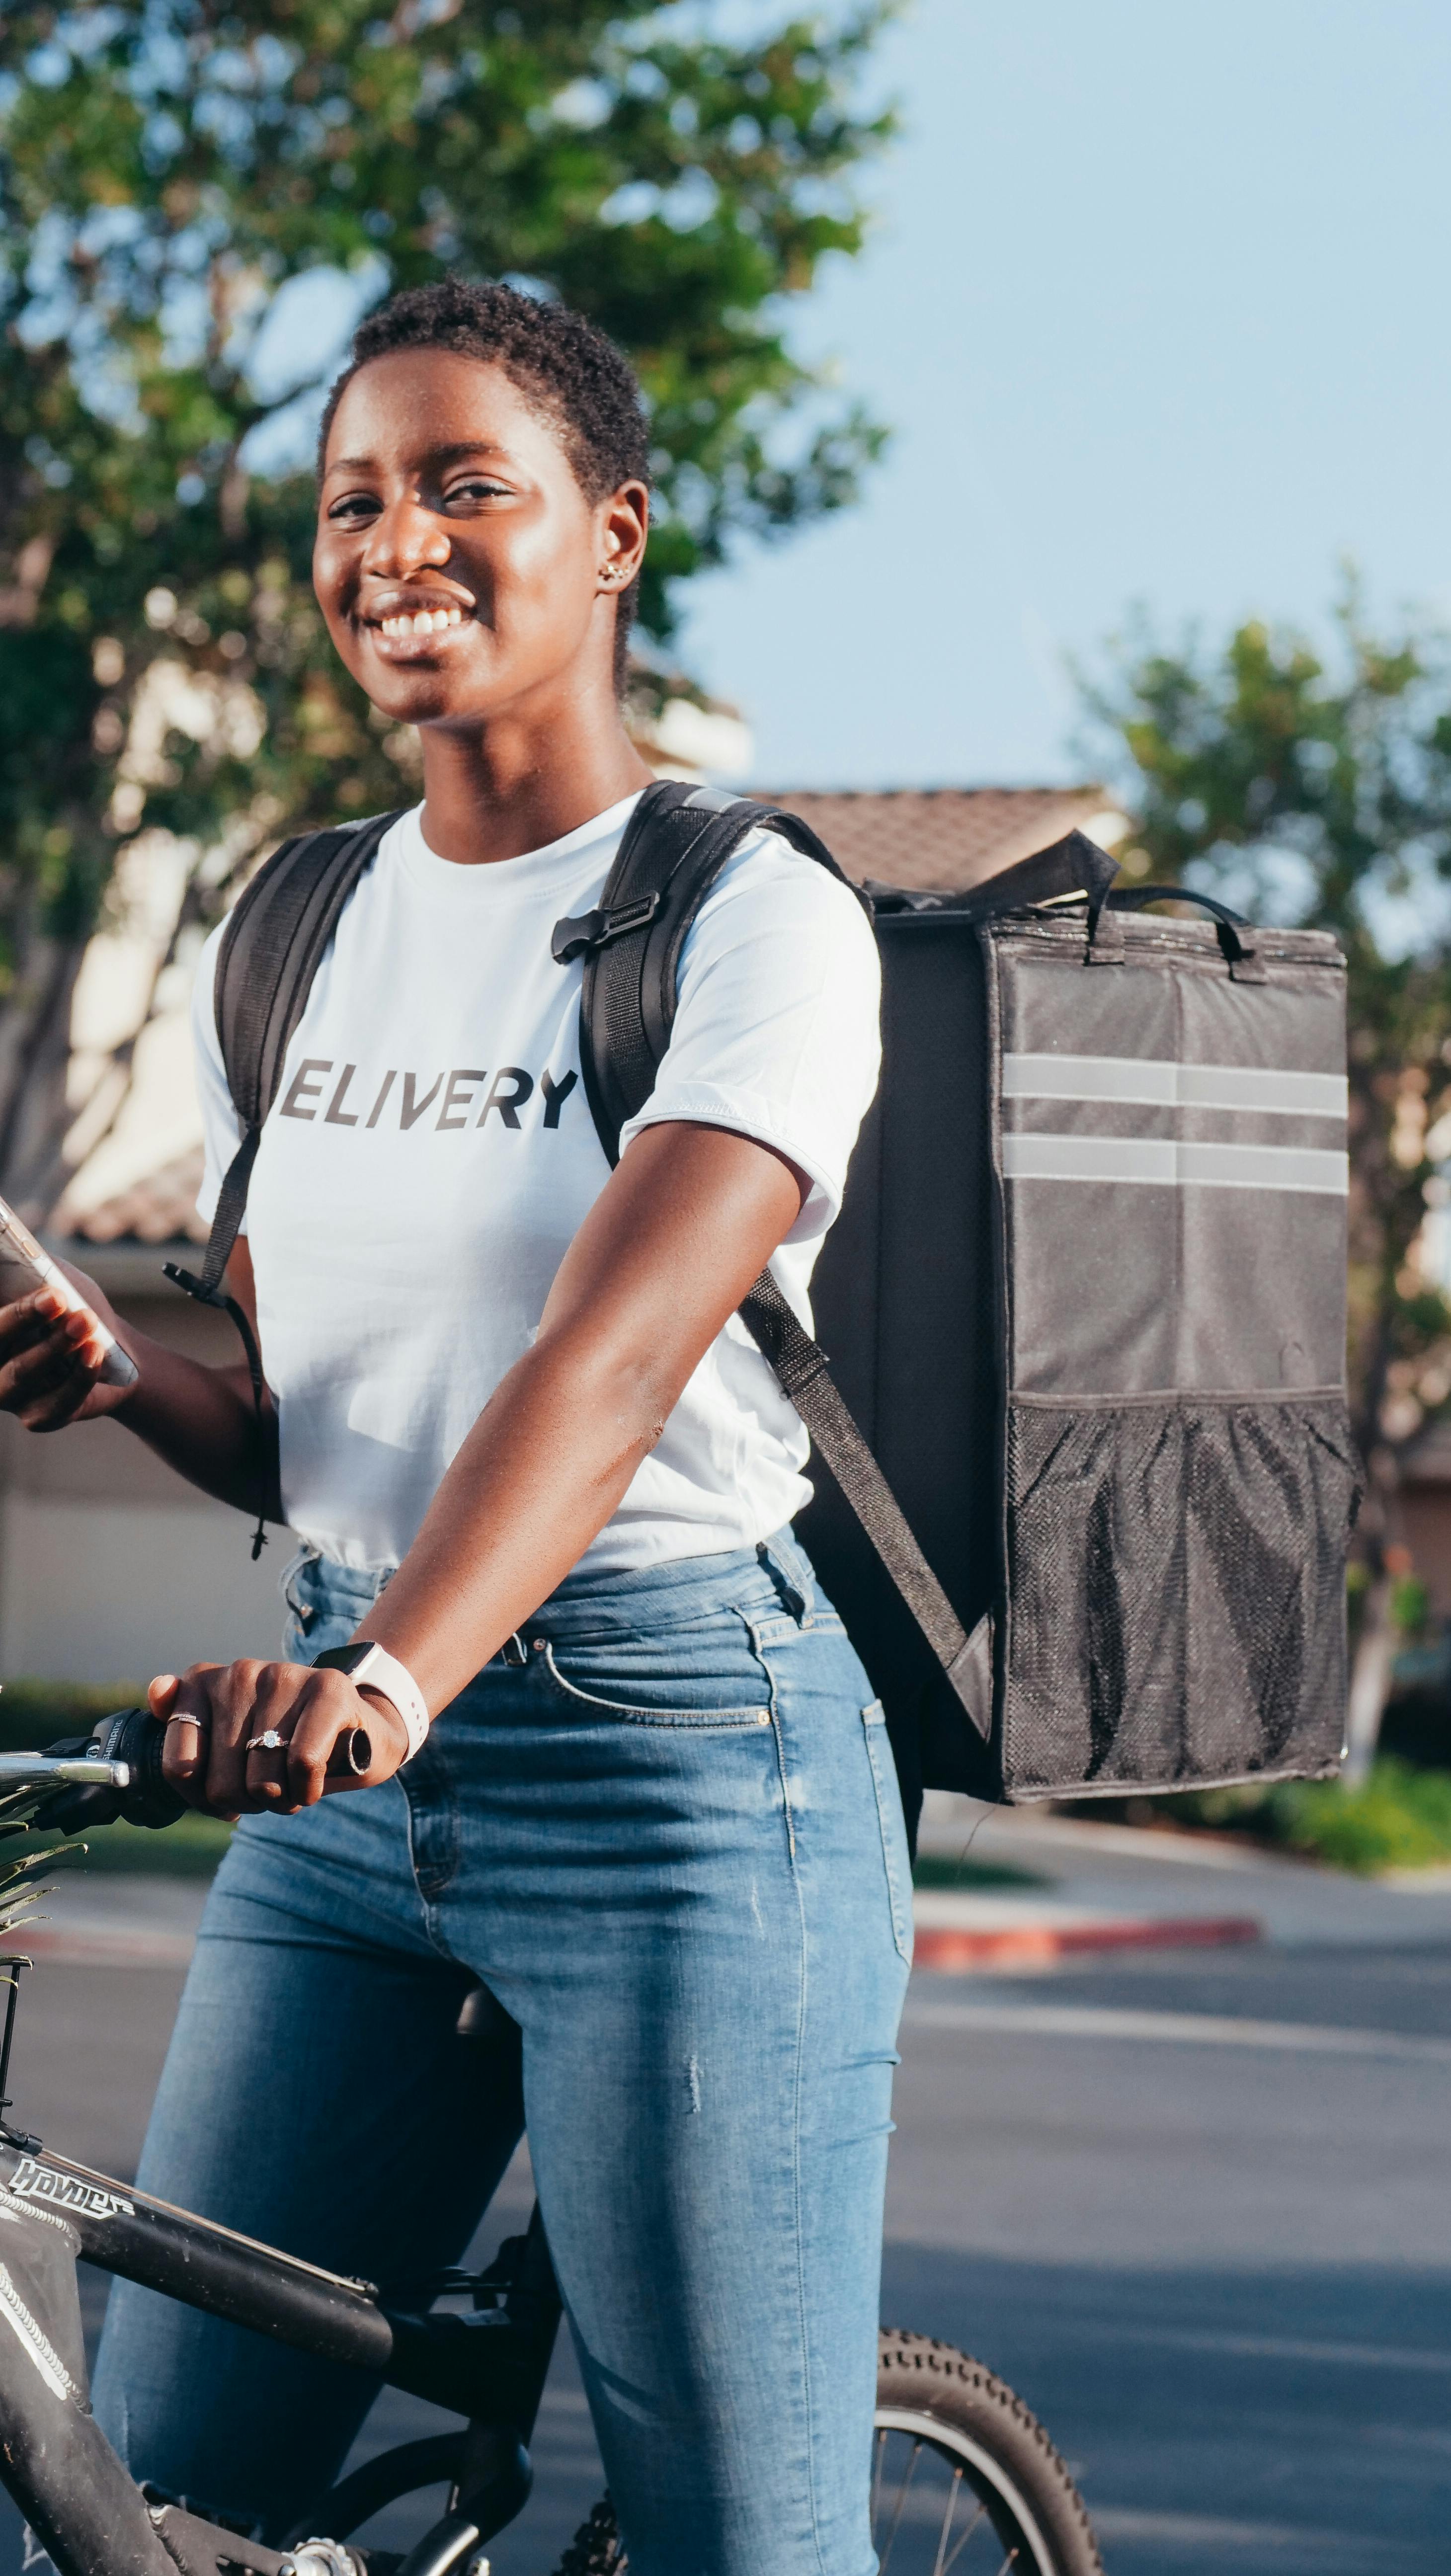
left=361, top=490, right=453, bottom=581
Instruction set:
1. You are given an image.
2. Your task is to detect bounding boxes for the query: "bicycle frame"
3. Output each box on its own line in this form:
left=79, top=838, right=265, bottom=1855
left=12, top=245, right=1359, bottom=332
left=0, top=2134, right=562, bottom=2576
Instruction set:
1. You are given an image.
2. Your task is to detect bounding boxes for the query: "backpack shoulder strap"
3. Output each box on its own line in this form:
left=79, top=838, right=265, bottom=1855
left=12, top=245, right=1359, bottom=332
left=164, top=806, right=402, bottom=1559
left=553, top=779, right=864, bottom=1164
left=189, top=809, right=402, bottom=1298
left=553, top=783, right=990, bottom=1740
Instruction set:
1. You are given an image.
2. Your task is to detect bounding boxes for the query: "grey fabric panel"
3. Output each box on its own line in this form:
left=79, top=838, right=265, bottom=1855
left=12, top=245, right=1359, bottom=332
left=997, top=925, right=1347, bottom=1074
left=1176, top=947, right=1348, bottom=1396
left=1001, top=1393, right=1357, bottom=1796
left=993, top=920, right=1350, bottom=1397
left=1182, top=951, right=1348, bottom=1081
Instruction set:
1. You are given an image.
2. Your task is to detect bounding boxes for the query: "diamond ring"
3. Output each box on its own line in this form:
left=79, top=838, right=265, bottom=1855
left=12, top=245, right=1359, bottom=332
left=245, top=1728, right=286, bottom=1753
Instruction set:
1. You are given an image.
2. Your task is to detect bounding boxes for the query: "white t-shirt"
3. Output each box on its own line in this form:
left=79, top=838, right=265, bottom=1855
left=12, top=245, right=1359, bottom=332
left=194, top=791, right=881, bottom=1575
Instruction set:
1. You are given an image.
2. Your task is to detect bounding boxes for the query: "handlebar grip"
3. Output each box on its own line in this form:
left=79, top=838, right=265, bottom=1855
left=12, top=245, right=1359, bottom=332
left=74, top=1707, right=374, bottom=1829
left=97, top=1705, right=184, bottom=1827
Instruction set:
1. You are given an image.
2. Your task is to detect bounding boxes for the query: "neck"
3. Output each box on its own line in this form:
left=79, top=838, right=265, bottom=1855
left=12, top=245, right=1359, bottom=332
left=416, top=676, right=653, bottom=866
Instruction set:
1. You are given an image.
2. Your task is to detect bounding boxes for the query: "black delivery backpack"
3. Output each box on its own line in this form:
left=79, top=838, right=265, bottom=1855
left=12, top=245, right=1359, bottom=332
left=183, top=780, right=1359, bottom=1811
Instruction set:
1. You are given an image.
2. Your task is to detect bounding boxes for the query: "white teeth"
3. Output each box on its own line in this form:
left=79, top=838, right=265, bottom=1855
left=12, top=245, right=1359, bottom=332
left=377, top=607, right=465, bottom=638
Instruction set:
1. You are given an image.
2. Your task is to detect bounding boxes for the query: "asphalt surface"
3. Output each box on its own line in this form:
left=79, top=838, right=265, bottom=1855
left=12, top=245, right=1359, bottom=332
left=0, top=1917, right=1447, bottom=2573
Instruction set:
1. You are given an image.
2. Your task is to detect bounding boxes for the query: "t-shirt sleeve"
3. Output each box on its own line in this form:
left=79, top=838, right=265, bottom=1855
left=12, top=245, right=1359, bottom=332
left=192, top=918, right=245, bottom=1232
left=617, top=827, right=882, bottom=1244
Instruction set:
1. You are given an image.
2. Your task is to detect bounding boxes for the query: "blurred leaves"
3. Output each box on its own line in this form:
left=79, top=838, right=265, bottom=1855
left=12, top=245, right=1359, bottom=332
left=1156, top=1756, right=1451, bottom=1875
left=0, top=1, right=895, bottom=1197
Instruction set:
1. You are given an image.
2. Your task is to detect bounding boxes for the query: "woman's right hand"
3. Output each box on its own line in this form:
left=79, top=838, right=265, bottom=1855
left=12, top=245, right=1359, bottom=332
left=0, top=1273, right=136, bottom=1432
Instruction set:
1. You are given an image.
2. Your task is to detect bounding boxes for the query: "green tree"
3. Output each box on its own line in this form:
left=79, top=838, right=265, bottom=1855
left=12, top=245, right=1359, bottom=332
left=1083, top=590, right=1451, bottom=1770
left=0, top=0, right=894, bottom=1213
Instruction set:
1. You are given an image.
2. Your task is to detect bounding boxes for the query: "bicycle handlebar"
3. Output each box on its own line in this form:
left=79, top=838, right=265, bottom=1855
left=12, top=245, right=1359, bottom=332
left=8, top=1704, right=374, bottom=1838
left=0, top=1754, right=132, bottom=1791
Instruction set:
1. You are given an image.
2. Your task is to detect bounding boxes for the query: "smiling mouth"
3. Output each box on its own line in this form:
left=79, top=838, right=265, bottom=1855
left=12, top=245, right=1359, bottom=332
left=368, top=605, right=468, bottom=642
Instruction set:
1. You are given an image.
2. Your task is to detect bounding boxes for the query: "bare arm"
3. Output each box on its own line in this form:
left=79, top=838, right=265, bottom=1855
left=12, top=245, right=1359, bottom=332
left=0, top=1242, right=280, bottom=1522
left=363, top=1119, right=804, bottom=1709
left=160, top=1120, right=805, bottom=1814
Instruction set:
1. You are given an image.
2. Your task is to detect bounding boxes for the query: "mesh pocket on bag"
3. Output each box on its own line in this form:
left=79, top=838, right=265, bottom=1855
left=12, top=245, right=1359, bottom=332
left=1002, top=1395, right=1360, bottom=1796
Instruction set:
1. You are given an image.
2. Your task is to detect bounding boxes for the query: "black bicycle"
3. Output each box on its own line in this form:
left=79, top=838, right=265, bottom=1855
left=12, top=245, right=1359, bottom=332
left=0, top=1714, right=1103, bottom=2576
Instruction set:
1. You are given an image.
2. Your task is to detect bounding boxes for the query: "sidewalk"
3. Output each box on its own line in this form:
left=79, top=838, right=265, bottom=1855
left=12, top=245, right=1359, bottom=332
left=11, top=1874, right=204, bottom=1968
left=913, top=1791, right=1451, bottom=1967
left=11, top=1799, right=1451, bottom=1975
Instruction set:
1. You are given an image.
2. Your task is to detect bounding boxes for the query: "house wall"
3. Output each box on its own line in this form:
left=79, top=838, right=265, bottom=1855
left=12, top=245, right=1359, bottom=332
left=1400, top=1483, right=1451, bottom=1620
left=0, top=1263, right=292, bottom=1686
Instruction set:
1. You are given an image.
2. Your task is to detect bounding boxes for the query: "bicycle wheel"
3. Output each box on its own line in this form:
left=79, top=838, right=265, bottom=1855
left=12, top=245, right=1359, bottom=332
left=872, top=2331, right=1102, bottom=2575
left=550, top=2329, right=1103, bottom=2575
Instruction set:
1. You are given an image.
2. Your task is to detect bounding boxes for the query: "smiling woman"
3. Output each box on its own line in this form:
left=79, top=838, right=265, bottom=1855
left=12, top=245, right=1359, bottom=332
left=0, top=278, right=902, bottom=2576
left=316, top=275, right=652, bottom=722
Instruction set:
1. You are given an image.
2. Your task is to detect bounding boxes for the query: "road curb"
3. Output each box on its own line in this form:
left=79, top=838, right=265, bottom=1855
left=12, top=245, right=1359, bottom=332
left=913, top=1914, right=1263, bottom=1971
left=18, top=1904, right=1265, bottom=1975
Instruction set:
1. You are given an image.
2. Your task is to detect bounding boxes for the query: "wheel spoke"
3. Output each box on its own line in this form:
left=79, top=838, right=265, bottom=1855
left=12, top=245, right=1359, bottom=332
left=930, top=2465, right=966, bottom=2576
left=872, top=2425, right=888, bottom=2532
left=876, top=2435, right=923, bottom=2573
left=939, top=2482, right=993, bottom=2576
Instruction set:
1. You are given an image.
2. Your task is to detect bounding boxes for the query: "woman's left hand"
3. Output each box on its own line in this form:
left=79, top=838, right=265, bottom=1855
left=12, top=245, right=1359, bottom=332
left=149, top=1660, right=413, bottom=1818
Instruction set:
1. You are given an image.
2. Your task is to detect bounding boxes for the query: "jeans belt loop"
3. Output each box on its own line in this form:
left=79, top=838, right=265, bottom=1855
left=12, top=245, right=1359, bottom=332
left=756, top=1539, right=809, bottom=1626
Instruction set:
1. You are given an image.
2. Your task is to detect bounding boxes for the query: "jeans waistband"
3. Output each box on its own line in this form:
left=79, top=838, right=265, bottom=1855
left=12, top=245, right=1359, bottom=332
left=282, top=1529, right=819, bottom=1649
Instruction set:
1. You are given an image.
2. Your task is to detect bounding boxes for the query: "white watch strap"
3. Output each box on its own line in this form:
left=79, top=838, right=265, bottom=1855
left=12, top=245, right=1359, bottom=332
left=350, top=1643, right=431, bottom=1762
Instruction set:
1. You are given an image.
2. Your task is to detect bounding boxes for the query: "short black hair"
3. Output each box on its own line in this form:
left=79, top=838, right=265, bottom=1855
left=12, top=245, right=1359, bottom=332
left=319, top=277, right=651, bottom=689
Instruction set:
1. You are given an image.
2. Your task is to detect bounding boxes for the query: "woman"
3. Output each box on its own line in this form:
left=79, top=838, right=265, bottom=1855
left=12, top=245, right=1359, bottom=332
left=0, top=280, right=908, bottom=2573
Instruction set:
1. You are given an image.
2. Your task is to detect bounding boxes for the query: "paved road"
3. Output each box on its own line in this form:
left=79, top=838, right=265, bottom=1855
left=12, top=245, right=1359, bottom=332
left=0, top=1916, right=1447, bottom=2572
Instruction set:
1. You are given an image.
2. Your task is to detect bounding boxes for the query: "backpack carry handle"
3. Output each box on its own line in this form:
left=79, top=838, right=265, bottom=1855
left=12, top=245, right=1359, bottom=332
left=954, top=827, right=1120, bottom=923
left=1088, top=882, right=1265, bottom=981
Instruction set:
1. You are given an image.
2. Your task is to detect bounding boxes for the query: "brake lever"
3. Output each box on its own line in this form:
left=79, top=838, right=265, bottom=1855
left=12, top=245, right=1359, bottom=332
left=32, top=1781, right=129, bottom=1837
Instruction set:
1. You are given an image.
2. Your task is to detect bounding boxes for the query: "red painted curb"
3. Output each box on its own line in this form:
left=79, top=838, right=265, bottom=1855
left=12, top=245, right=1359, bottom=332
left=912, top=1915, right=1262, bottom=1972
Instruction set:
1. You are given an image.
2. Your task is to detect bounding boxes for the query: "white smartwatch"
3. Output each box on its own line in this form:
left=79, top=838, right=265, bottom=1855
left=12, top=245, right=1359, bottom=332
left=313, top=1641, right=431, bottom=1763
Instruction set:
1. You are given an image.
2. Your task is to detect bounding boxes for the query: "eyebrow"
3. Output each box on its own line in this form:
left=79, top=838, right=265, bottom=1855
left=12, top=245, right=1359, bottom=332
left=323, top=441, right=514, bottom=478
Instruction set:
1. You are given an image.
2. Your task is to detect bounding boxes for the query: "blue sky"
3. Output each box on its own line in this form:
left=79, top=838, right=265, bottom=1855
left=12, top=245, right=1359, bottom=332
left=678, top=0, right=1451, bottom=789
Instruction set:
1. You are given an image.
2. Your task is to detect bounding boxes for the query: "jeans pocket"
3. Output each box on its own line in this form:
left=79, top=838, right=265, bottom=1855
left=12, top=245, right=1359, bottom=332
left=279, top=1545, right=322, bottom=1638
left=541, top=1643, right=773, bottom=1730
left=861, top=1701, right=914, bottom=1965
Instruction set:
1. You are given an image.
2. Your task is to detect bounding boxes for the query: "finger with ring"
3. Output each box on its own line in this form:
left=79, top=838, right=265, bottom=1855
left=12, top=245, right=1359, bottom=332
left=245, top=1727, right=287, bottom=1752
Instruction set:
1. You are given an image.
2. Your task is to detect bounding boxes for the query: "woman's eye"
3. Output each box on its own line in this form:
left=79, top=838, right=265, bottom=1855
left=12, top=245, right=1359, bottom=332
left=326, top=494, right=380, bottom=522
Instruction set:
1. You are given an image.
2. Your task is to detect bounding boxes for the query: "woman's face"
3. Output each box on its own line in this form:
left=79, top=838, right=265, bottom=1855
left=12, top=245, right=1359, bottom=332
left=313, top=348, right=647, bottom=728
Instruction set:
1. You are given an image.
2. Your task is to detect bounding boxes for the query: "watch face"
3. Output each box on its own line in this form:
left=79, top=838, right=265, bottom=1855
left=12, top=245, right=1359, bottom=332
left=318, top=1643, right=372, bottom=1676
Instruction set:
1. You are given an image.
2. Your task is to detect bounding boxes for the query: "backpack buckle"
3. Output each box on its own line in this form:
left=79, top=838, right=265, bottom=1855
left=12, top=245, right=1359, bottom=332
left=551, top=890, right=661, bottom=965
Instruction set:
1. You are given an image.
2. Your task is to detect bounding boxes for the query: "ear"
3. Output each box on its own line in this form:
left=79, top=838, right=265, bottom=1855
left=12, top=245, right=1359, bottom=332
left=596, top=479, right=649, bottom=595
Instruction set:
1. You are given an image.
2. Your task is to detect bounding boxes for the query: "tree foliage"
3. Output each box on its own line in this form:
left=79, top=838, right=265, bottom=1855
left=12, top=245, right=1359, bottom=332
left=1083, top=591, right=1451, bottom=1492
left=0, top=0, right=894, bottom=1209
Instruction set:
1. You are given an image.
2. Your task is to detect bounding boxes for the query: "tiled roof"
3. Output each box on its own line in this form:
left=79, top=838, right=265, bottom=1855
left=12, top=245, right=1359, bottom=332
left=58, top=1147, right=208, bottom=1250
left=748, top=786, right=1124, bottom=895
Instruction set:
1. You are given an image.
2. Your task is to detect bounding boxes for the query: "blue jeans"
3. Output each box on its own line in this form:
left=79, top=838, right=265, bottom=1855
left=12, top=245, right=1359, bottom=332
left=91, top=1530, right=912, bottom=2574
